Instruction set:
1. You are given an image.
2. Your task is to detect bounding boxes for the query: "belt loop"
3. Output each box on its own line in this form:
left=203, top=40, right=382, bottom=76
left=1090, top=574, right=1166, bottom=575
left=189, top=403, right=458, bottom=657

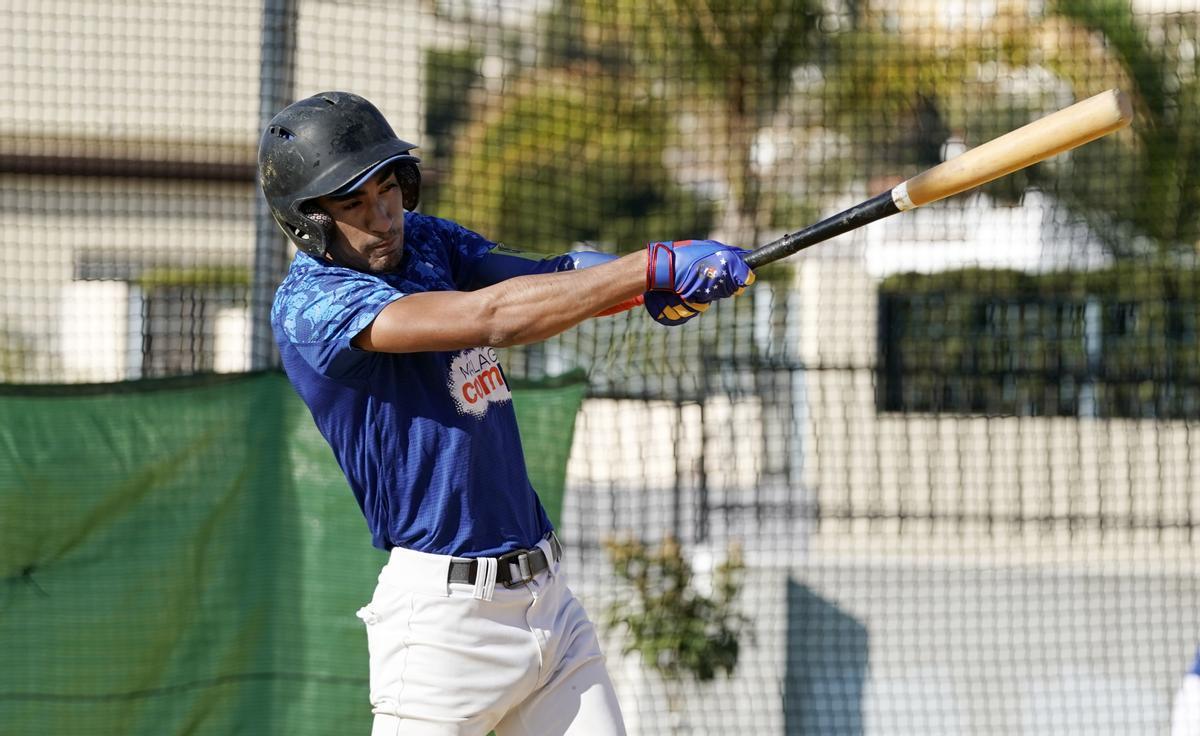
left=473, top=557, right=497, bottom=601
left=545, top=532, right=563, bottom=578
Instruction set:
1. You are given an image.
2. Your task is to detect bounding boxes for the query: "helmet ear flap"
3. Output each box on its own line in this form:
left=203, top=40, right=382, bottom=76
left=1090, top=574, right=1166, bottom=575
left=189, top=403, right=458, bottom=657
left=300, top=201, right=333, bottom=229
left=395, top=160, right=421, bottom=211
left=298, top=202, right=336, bottom=254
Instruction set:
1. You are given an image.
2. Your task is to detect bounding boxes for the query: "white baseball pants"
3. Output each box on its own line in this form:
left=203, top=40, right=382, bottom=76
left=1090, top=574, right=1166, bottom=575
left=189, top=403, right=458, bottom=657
left=357, top=537, right=626, bottom=736
left=1174, top=673, right=1200, bottom=736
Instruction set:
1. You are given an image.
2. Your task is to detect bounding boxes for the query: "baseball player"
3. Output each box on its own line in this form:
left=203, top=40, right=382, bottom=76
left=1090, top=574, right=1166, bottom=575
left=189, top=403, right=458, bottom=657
left=257, top=91, right=754, bottom=736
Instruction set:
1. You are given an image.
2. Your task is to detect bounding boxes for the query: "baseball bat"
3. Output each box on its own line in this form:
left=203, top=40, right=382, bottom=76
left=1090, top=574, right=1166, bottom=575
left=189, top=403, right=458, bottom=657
left=744, top=88, right=1134, bottom=269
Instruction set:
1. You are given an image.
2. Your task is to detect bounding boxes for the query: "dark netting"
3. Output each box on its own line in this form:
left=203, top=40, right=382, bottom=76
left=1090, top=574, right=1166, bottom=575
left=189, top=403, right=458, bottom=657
left=2, top=1, right=1199, bottom=734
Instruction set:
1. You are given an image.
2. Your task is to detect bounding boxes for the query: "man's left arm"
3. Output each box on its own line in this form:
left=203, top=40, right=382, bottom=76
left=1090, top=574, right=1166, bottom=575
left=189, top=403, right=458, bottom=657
left=443, top=217, right=747, bottom=323
left=467, top=247, right=644, bottom=316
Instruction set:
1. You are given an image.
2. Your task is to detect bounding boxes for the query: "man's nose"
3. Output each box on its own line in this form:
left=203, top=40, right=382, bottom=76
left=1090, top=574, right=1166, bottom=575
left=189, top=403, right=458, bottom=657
left=367, top=200, right=393, bottom=232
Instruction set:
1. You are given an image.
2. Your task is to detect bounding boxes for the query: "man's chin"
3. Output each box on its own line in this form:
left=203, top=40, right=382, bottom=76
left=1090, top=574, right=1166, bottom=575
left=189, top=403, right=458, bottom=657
left=369, top=248, right=404, bottom=273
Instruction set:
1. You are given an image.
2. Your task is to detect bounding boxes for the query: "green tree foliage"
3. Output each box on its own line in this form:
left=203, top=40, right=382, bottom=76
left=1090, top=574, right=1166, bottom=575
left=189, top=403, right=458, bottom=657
left=1047, top=1, right=1200, bottom=255
left=438, top=68, right=713, bottom=251
left=436, top=2, right=1197, bottom=259
left=424, top=47, right=484, bottom=162
left=603, top=535, right=749, bottom=682
left=550, top=0, right=823, bottom=243
left=821, top=6, right=1050, bottom=201
left=879, top=266, right=1200, bottom=417
left=822, top=3, right=1199, bottom=257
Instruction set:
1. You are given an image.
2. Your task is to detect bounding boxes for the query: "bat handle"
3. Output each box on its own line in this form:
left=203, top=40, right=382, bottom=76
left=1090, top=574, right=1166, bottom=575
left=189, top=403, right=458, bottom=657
left=744, top=232, right=801, bottom=270
left=744, top=190, right=901, bottom=270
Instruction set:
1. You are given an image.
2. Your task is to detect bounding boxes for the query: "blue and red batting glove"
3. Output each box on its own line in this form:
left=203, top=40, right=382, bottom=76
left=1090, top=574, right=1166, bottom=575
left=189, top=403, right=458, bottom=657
left=643, top=292, right=711, bottom=325
left=644, top=239, right=755, bottom=325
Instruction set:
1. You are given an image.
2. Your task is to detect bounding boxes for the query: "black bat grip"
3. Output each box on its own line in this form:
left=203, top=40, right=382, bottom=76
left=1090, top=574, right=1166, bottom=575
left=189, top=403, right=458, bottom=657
left=744, top=190, right=902, bottom=269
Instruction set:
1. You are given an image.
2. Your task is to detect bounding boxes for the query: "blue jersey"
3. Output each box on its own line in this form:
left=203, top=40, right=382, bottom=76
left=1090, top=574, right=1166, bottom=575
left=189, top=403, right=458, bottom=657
left=271, top=212, right=555, bottom=557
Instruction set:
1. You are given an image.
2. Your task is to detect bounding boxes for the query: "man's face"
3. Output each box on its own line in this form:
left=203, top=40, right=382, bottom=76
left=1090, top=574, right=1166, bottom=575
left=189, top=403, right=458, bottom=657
left=316, top=169, right=406, bottom=273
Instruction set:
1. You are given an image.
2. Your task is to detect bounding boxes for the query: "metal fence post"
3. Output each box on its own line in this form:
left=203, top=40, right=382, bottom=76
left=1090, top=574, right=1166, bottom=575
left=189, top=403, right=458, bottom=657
left=251, top=0, right=297, bottom=370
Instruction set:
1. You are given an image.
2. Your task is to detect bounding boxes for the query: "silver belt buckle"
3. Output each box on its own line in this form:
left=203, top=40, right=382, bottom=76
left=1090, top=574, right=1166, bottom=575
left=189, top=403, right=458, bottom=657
left=498, top=548, right=534, bottom=588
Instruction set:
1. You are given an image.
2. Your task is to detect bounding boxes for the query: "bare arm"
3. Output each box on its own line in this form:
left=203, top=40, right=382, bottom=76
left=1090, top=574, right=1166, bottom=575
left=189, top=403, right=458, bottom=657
left=353, top=251, right=645, bottom=353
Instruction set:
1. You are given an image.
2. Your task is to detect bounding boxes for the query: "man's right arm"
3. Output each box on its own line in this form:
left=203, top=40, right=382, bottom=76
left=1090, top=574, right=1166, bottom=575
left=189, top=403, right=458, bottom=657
left=353, top=252, right=647, bottom=354
left=353, top=240, right=755, bottom=354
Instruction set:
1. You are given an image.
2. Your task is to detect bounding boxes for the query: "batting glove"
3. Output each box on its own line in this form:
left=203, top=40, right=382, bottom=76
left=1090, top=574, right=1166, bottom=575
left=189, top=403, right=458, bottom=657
left=644, top=292, right=712, bottom=325
left=644, top=240, right=755, bottom=325
left=646, top=240, right=755, bottom=303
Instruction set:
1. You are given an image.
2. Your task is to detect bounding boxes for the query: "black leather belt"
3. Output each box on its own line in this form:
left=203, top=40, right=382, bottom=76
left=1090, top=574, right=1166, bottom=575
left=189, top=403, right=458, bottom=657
left=448, top=533, right=563, bottom=588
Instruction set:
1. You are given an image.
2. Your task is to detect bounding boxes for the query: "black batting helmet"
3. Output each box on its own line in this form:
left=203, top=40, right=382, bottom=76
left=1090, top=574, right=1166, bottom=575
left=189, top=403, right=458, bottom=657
left=258, top=91, right=421, bottom=258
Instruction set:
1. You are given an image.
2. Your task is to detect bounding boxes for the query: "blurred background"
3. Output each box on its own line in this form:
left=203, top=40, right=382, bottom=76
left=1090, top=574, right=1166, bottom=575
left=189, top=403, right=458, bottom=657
left=2, top=0, right=1199, bottom=734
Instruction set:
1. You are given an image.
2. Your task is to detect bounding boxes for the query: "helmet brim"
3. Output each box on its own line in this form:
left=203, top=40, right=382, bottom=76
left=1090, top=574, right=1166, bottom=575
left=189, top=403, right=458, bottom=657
left=288, top=138, right=420, bottom=207
left=331, top=152, right=421, bottom=196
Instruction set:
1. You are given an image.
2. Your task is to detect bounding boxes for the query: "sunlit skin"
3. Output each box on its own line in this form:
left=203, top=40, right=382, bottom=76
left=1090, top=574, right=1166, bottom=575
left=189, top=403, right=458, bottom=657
left=307, top=163, right=653, bottom=353
left=312, top=165, right=742, bottom=353
left=316, top=169, right=406, bottom=273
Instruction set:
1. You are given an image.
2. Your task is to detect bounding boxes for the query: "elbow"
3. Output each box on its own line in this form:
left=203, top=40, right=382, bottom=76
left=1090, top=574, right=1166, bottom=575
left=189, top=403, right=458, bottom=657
left=486, top=322, right=536, bottom=349
left=483, top=327, right=519, bottom=349
left=473, top=294, right=527, bottom=348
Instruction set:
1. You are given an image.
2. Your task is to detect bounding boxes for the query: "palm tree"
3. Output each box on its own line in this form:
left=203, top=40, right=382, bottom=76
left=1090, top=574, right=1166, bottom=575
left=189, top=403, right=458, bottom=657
left=1047, top=0, right=1200, bottom=257
left=545, top=0, right=823, bottom=245
left=438, top=66, right=713, bottom=251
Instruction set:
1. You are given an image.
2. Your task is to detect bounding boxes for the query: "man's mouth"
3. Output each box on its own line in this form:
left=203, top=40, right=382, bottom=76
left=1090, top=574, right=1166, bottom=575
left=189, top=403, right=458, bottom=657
left=372, top=235, right=399, bottom=252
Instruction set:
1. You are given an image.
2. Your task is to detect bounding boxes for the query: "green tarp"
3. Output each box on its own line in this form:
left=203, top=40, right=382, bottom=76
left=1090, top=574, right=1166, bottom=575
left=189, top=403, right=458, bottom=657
left=0, top=371, right=586, bottom=735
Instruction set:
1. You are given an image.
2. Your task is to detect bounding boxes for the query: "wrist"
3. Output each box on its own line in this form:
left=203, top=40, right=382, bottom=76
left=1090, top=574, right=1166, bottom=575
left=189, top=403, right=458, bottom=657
left=646, top=241, right=675, bottom=291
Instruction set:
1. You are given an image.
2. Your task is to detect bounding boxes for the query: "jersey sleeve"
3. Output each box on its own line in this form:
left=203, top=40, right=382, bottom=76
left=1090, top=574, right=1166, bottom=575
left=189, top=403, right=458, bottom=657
left=409, top=212, right=575, bottom=289
left=438, top=218, right=501, bottom=288
left=274, top=267, right=404, bottom=380
left=463, top=247, right=576, bottom=289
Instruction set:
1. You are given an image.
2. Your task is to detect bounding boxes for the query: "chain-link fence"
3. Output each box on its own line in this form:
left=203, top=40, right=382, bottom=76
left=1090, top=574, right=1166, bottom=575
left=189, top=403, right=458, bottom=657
left=3, top=0, right=1200, bottom=733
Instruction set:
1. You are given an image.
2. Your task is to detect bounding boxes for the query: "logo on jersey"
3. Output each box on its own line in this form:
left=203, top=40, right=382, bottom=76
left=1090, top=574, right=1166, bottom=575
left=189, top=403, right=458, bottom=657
left=448, top=347, right=511, bottom=417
